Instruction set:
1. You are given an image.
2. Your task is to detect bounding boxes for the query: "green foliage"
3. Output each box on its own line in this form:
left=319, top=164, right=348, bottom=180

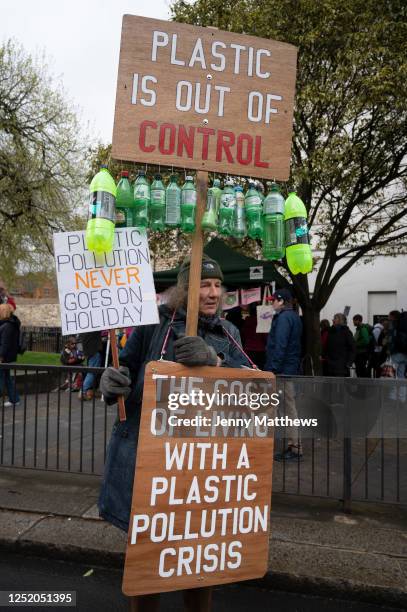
left=171, top=0, right=407, bottom=313
left=0, top=40, right=88, bottom=285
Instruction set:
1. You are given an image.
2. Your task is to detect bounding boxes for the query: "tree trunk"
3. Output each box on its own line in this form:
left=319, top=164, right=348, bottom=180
left=301, top=306, right=322, bottom=375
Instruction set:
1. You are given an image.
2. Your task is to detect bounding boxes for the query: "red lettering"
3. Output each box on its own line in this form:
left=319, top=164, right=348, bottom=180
left=197, top=127, right=215, bottom=160
left=159, top=123, right=176, bottom=155
left=177, top=125, right=195, bottom=159
left=139, top=120, right=156, bottom=153
left=254, top=136, right=269, bottom=168
left=237, top=133, right=253, bottom=166
left=216, top=130, right=235, bottom=163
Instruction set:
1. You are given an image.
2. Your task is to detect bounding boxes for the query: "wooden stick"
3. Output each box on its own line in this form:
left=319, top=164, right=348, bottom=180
left=185, top=170, right=208, bottom=336
left=109, top=328, right=127, bottom=421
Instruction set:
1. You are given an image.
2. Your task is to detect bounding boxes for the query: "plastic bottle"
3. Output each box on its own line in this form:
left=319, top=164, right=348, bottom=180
left=201, top=178, right=222, bottom=232
left=115, top=171, right=133, bottom=228
left=149, top=174, right=166, bottom=232
left=245, top=182, right=263, bottom=239
left=262, top=182, right=285, bottom=260
left=218, top=180, right=236, bottom=236
left=284, top=191, right=313, bottom=274
left=165, top=175, right=181, bottom=228
left=133, top=171, right=150, bottom=228
left=85, top=165, right=116, bottom=253
left=233, top=185, right=247, bottom=239
left=180, top=176, right=197, bottom=233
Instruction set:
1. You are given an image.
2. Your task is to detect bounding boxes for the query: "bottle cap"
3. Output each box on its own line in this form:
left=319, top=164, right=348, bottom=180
left=100, top=164, right=108, bottom=169
left=226, top=179, right=234, bottom=186
left=138, top=171, right=146, bottom=177
left=234, top=186, right=243, bottom=191
left=213, top=179, right=221, bottom=187
left=154, top=173, right=162, bottom=180
left=170, top=174, right=178, bottom=182
left=185, top=176, right=193, bottom=182
left=120, top=171, right=129, bottom=177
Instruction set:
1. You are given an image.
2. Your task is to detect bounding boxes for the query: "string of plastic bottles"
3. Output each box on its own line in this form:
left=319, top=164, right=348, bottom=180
left=85, top=165, right=312, bottom=275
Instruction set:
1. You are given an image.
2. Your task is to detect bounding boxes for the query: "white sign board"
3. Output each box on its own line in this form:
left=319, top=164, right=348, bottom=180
left=53, top=229, right=159, bottom=335
left=249, top=266, right=263, bottom=280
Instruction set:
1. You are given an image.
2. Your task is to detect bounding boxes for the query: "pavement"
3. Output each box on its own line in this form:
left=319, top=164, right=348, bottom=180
left=0, top=467, right=406, bottom=609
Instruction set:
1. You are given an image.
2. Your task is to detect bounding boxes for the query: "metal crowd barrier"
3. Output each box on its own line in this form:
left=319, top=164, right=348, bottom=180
left=0, top=365, right=405, bottom=510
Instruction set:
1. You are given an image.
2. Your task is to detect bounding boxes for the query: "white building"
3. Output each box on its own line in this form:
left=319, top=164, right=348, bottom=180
left=309, top=255, right=407, bottom=324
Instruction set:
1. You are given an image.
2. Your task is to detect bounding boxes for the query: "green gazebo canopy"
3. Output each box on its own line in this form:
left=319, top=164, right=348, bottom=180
left=154, top=238, right=280, bottom=289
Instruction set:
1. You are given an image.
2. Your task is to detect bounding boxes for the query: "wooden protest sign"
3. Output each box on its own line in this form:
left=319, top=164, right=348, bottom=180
left=53, top=228, right=159, bottom=336
left=112, top=15, right=297, bottom=180
left=123, top=361, right=275, bottom=596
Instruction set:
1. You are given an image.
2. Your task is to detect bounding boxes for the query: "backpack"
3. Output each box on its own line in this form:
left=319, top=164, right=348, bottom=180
left=18, top=329, right=27, bottom=355
left=395, top=312, right=407, bottom=353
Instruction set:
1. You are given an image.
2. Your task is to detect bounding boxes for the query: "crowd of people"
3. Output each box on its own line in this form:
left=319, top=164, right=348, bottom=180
left=320, top=311, right=407, bottom=379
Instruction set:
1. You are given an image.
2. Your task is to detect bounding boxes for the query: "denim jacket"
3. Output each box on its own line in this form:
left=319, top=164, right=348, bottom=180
left=98, top=305, right=251, bottom=532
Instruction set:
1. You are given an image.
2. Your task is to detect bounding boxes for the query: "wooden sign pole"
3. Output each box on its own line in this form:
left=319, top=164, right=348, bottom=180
left=185, top=170, right=208, bottom=336
left=184, top=170, right=212, bottom=611
left=109, top=328, right=127, bottom=421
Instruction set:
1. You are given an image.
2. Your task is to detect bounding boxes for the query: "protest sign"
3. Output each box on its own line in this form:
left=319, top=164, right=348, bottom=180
left=53, top=228, right=159, bottom=336
left=112, top=15, right=297, bottom=180
left=122, top=361, right=275, bottom=596
left=240, top=287, right=261, bottom=306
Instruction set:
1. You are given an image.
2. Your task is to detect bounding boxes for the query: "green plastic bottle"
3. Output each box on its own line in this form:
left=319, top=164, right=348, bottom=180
left=165, top=175, right=181, bottom=228
left=133, top=171, right=150, bottom=228
left=115, top=171, right=133, bottom=228
left=201, top=179, right=221, bottom=232
left=219, top=179, right=236, bottom=236
left=233, top=185, right=247, bottom=239
left=85, top=165, right=116, bottom=253
left=262, top=182, right=285, bottom=260
left=284, top=192, right=313, bottom=274
left=150, top=174, right=166, bottom=232
left=245, top=182, right=263, bottom=239
left=181, top=176, right=197, bottom=233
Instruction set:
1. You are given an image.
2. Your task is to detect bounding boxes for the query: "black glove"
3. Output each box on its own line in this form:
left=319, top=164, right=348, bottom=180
left=174, top=336, right=218, bottom=366
left=100, top=366, right=131, bottom=404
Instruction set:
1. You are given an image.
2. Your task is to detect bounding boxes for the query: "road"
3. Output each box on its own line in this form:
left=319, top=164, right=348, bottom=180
left=0, top=552, right=401, bottom=612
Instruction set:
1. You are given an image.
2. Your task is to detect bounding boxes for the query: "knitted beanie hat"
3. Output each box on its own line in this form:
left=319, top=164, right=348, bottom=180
left=177, top=254, right=224, bottom=286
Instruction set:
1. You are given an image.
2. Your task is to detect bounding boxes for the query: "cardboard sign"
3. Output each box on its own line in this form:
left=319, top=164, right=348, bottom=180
left=123, top=361, right=275, bottom=596
left=241, top=287, right=261, bottom=306
left=112, top=15, right=297, bottom=180
left=53, top=228, right=159, bottom=335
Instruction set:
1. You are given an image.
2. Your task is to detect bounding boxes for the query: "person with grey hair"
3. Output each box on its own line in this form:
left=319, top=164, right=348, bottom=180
left=324, top=313, right=356, bottom=376
left=98, top=254, right=252, bottom=532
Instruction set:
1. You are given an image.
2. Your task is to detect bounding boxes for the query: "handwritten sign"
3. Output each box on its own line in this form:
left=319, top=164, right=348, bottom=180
left=112, top=15, right=297, bottom=180
left=122, top=361, right=275, bottom=596
left=53, top=228, right=159, bottom=335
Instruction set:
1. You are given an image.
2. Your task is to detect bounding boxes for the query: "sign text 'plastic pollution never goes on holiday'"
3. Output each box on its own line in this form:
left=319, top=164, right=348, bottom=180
left=53, top=228, right=159, bottom=335
left=112, top=15, right=297, bottom=180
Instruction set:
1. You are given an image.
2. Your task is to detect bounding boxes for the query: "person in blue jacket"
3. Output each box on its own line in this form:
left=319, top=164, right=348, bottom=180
left=265, top=288, right=303, bottom=462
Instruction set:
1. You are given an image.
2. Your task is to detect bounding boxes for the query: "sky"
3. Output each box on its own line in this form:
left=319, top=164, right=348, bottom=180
left=1, top=0, right=171, bottom=143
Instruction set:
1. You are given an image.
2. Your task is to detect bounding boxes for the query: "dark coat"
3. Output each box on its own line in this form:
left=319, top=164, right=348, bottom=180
left=264, top=307, right=302, bottom=375
left=99, top=305, right=251, bottom=532
left=325, top=324, right=356, bottom=376
left=0, top=315, right=20, bottom=363
left=79, top=332, right=103, bottom=358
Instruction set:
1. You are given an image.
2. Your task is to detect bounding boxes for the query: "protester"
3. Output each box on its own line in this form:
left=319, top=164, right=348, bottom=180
left=353, top=314, right=371, bottom=377
left=324, top=313, right=356, bottom=377
left=0, top=287, right=16, bottom=311
left=98, top=254, right=252, bottom=534
left=264, top=288, right=303, bottom=461
left=60, top=336, right=85, bottom=391
left=388, top=310, right=407, bottom=379
left=0, top=303, right=21, bottom=407
left=320, top=319, right=330, bottom=375
left=240, top=303, right=267, bottom=369
left=78, top=332, right=103, bottom=400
